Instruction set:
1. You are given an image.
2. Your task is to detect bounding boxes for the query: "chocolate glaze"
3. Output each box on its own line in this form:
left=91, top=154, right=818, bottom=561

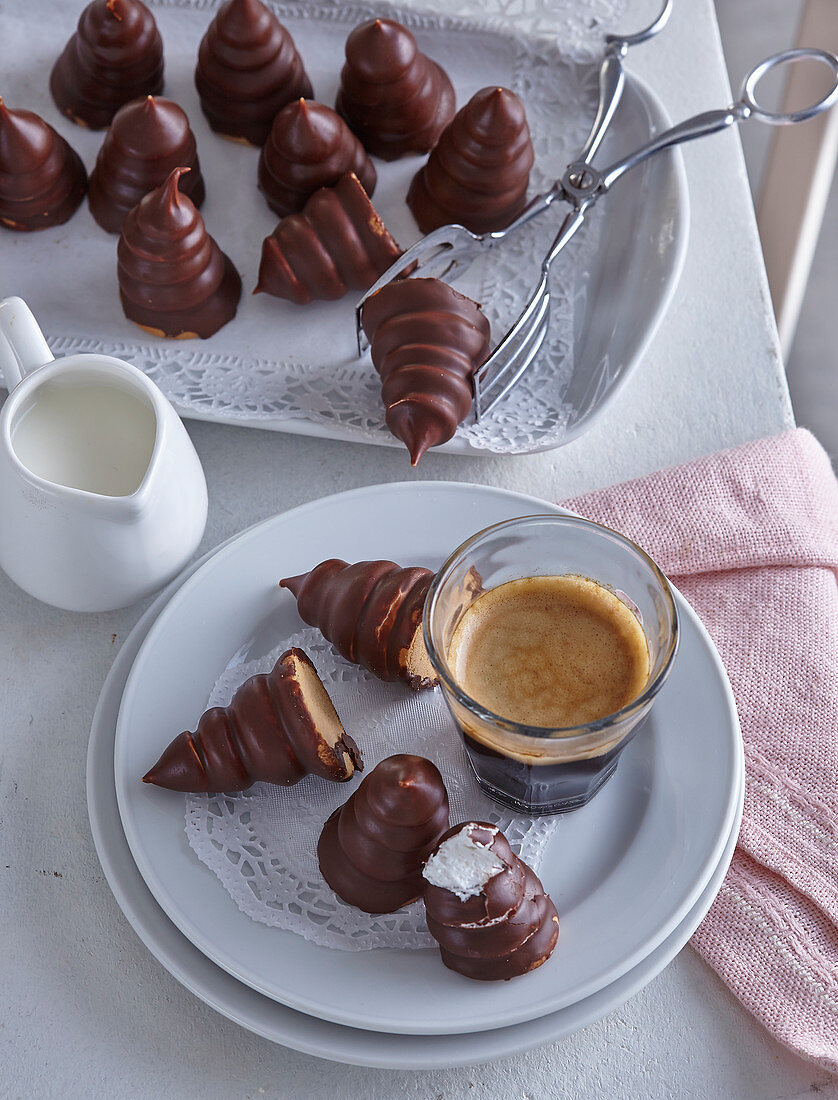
left=50, top=0, right=164, bottom=130
left=0, top=99, right=87, bottom=231
left=255, top=172, right=401, bottom=305
left=142, top=648, right=363, bottom=793
left=280, top=558, right=436, bottom=688
left=335, top=18, right=455, bottom=161
left=360, top=277, right=491, bottom=465
left=195, top=0, right=313, bottom=146
left=318, top=754, right=449, bottom=913
left=407, top=86, right=534, bottom=234
left=88, top=96, right=205, bottom=234
left=423, top=822, right=559, bottom=981
left=258, top=99, right=376, bottom=217
left=118, top=166, right=241, bottom=338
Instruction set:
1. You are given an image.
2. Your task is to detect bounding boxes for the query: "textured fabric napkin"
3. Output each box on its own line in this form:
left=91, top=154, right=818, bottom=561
left=564, top=429, right=838, bottom=1072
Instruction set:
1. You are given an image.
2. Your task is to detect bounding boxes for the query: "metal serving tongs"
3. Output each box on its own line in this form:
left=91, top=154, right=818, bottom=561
left=355, top=0, right=674, bottom=351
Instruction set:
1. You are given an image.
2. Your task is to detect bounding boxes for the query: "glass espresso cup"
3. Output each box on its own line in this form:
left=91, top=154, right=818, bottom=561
left=423, top=515, right=679, bottom=815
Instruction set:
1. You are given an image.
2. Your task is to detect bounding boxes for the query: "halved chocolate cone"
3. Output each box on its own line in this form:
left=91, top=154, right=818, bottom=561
left=335, top=18, right=455, bottom=161
left=279, top=558, right=436, bottom=689
left=423, top=822, right=560, bottom=981
left=50, top=0, right=165, bottom=130
left=407, top=86, right=534, bottom=234
left=118, top=166, right=241, bottom=338
left=255, top=172, right=401, bottom=305
left=360, top=277, right=491, bottom=465
left=195, top=0, right=313, bottom=146
left=142, top=648, right=363, bottom=793
left=258, top=99, right=376, bottom=217
left=89, top=96, right=205, bottom=234
left=318, top=754, right=449, bottom=913
left=0, top=99, right=87, bottom=231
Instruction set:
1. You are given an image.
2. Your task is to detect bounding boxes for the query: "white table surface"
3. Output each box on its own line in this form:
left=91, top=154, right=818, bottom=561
left=2, top=1, right=837, bottom=1097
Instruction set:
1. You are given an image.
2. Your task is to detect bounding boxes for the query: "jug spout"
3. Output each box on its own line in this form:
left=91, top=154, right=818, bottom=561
left=0, top=297, right=55, bottom=392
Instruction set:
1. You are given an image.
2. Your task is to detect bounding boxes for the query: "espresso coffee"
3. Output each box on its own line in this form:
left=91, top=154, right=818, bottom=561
left=447, top=574, right=650, bottom=728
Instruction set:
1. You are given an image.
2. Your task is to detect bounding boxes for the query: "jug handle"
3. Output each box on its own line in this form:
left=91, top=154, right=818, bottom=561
left=0, top=297, right=55, bottom=392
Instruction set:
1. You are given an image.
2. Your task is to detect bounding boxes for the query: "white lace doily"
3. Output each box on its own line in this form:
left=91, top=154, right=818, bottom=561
left=184, top=627, right=559, bottom=950
left=3, top=0, right=630, bottom=456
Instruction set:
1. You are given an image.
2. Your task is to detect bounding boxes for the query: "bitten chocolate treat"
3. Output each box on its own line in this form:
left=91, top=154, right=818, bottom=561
left=360, top=277, right=491, bottom=465
left=423, top=822, right=559, bottom=981
left=142, top=648, right=363, bottom=793
left=318, top=754, right=449, bottom=913
left=118, top=166, right=241, bottom=338
left=335, top=18, right=455, bottom=160
left=195, top=0, right=313, bottom=146
left=255, top=172, right=401, bottom=305
left=407, top=87, right=534, bottom=234
left=50, top=0, right=164, bottom=130
left=0, top=99, right=87, bottom=231
left=88, top=96, right=205, bottom=234
left=279, top=558, right=436, bottom=689
left=258, top=99, right=376, bottom=218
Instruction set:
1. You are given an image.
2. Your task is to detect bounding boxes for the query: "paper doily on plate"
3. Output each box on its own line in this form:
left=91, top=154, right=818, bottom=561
left=184, top=627, right=559, bottom=951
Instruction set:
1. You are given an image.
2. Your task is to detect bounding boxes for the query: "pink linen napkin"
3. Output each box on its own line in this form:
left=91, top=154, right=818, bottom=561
left=564, top=428, right=838, bottom=1072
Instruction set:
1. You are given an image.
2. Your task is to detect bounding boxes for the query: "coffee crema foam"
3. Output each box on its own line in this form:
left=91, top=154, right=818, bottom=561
left=447, top=574, right=650, bottom=728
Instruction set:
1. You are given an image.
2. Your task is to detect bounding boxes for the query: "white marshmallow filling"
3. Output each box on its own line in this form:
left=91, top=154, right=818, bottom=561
left=422, top=826, right=505, bottom=902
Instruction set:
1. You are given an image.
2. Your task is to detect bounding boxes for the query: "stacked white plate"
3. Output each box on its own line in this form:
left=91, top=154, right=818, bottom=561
left=88, top=483, right=743, bottom=1068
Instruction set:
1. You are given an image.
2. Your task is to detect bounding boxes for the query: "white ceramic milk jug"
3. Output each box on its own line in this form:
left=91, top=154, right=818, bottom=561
left=0, top=297, right=208, bottom=611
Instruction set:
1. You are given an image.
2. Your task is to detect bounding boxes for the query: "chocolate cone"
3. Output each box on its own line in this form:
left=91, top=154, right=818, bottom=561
left=360, top=278, right=491, bottom=464
left=89, top=96, right=205, bottom=234
left=279, top=558, right=436, bottom=689
left=255, top=172, right=401, bottom=305
left=0, top=99, right=87, bottom=231
left=407, top=86, right=534, bottom=234
left=50, top=0, right=164, bottom=129
left=118, top=166, right=241, bottom=338
left=335, top=18, right=455, bottom=160
left=423, top=823, right=559, bottom=981
left=257, top=99, right=376, bottom=217
left=318, top=755, right=449, bottom=913
left=195, top=0, right=313, bottom=146
left=142, top=648, right=363, bottom=793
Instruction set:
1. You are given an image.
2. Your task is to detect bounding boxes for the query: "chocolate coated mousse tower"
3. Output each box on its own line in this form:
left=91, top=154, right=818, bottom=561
left=142, top=648, right=363, bottom=793
left=258, top=99, right=376, bottom=217
left=255, top=172, right=401, bottom=305
left=423, top=822, right=560, bottom=980
left=50, top=0, right=165, bottom=129
left=0, top=100, right=87, bottom=231
left=118, top=166, right=241, bottom=338
left=318, top=754, right=449, bottom=913
left=89, top=96, right=205, bottom=233
left=335, top=18, right=455, bottom=160
left=407, top=86, right=534, bottom=234
left=279, top=558, right=436, bottom=689
left=360, top=277, right=491, bottom=465
left=195, top=0, right=313, bottom=146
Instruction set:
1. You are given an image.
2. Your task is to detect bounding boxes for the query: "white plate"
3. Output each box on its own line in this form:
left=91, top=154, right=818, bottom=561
left=90, top=534, right=744, bottom=1070
left=113, top=483, right=742, bottom=1035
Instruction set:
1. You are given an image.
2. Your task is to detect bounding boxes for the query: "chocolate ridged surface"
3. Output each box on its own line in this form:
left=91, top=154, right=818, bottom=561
left=258, top=99, right=376, bottom=217
left=195, top=0, right=313, bottom=146
left=118, top=166, right=241, bottom=338
left=142, top=648, right=362, bottom=793
left=407, top=86, right=534, bottom=234
left=361, top=277, right=491, bottom=465
left=255, top=172, right=401, bottom=305
left=279, top=558, right=436, bottom=688
left=50, top=0, right=164, bottom=129
left=318, top=754, right=449, bottom=913
left=423, top=822, right=559, bottom=981
left=0, top=99, right=87, bottom=231
left=335, top=18, right=455, bottom=160
left=89, top=96, right=205, bottom=234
